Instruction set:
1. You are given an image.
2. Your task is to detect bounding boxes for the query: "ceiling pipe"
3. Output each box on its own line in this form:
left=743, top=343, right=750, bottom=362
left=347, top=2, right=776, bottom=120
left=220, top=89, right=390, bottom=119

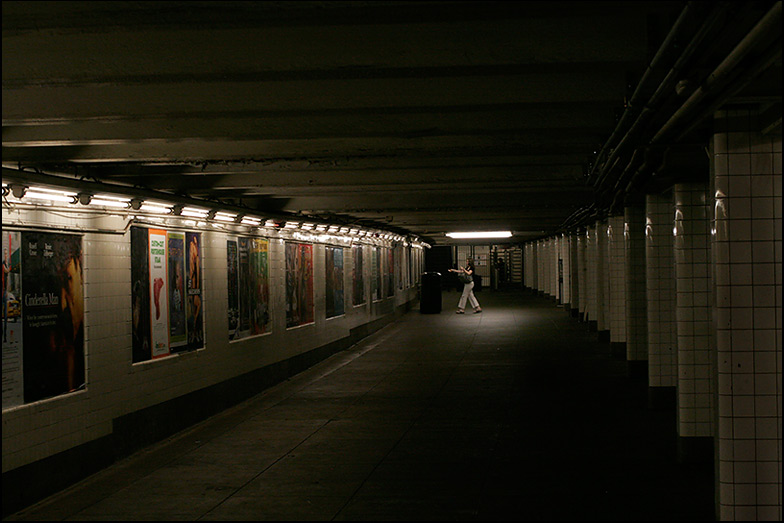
left=588, top=1, right=712, bottom=188
left=593, top=2, right=731, bottom=198
left=618, top=1, right=782, bottom=201
left=651, top=0, right=782, bottom=145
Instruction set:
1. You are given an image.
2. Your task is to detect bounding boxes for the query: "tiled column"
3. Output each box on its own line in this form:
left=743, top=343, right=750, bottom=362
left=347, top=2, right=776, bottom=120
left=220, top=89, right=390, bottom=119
left=585, top=225, right=597, bottom=329
left=577, top=229, right=588, bottom=322
left=712, top=108, right=782, bottom=521
left=673, top=182, right=714, bottom=462
left=624, top=204, right=648, bottom=378
left=560, top=233, right=571, bottom=309
left=568, top=233, right=580, bottom=317
left=646, top=192, right=677, bottom=409
left=608, top=215, right=627, bottom=358
left=596, top=219, right=609, bottom=340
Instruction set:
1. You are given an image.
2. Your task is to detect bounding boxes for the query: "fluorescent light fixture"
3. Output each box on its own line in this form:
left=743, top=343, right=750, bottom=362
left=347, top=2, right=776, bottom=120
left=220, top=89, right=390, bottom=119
left=241, top=216, right=261, bottom=226
left=181, top=206, right=209, bottom=218
left=446, top=231, right=513, bottom=239
left=284, top=221, right=299, bottom=229
left=213, top=212, right=236, bottom=222
left=23, top=188, right=77, bottom=203
left=139, top=202, right=171, bottom=214
left=89, top=195, right=131, bottom=208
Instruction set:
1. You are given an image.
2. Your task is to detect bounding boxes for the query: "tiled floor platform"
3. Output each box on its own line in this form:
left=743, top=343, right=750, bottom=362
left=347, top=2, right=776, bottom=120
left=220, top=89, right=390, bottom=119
left=5, top=289, right=715, bottom=521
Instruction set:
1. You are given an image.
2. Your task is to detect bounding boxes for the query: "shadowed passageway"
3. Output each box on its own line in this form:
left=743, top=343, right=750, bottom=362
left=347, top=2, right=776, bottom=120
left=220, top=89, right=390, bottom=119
left=6, top=290, right=714, bottom=521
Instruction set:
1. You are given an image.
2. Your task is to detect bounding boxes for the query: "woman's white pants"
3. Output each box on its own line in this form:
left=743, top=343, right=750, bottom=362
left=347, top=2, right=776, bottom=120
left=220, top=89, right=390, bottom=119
left=458, top=281, right=480, bottom=310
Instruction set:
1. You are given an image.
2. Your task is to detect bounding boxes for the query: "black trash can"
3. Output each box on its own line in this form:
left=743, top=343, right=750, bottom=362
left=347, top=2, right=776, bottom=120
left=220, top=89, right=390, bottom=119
left=420, top=272, right=442, bottom=314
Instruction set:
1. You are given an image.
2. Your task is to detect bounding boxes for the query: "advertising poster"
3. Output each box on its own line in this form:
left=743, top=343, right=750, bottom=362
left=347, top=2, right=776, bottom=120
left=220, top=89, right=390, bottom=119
left=167, top=232, right=187, bottom=351
left=149, top=229, right=169, bottom=358
left=131, top=227, right=151, bottom=363
left=371, top=247, right=380, bottom=301
left=2, top=230, right=23, bottom=408
left=20, top=231, right=85, bottom=403
left=285, top=242, right=314, bottom=328
left=249, top=238, right=270, bottom=335
left=186, top=232, right=203, bottom=350
left=352, top=245, right=364, bottom=306
left=227, top=239, right=239, bottom=338
left=386, top=247, right=394, bottom=297
left=238, top=237, right=250, bottom=333
left=325, top=246, right=344, bottom=318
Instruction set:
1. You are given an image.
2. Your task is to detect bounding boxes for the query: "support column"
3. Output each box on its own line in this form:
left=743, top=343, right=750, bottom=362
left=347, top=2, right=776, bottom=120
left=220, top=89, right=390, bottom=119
left=712, top=108, right=782, bottom=521
left=673, top=182, right=714, bottom=462
left=585, top=225, right=597, bottom=331
left=568, top=233, right=580, bottom=318
left=646, top=192, right=677, bottom=409
left=625, top=204, right=648, bottom=378
left=608, top=215, right=627, bottom=358
left=559, top=233, right=571, bottom=310
left=577, top=229, right=588, bottom=322
left=596, top=219, right=609, bottom=341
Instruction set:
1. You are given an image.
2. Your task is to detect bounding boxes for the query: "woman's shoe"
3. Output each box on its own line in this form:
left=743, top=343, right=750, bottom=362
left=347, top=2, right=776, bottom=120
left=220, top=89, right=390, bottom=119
left=474, top=308, right=482, bottom=313
left=456, top=309, right=465, bottom=314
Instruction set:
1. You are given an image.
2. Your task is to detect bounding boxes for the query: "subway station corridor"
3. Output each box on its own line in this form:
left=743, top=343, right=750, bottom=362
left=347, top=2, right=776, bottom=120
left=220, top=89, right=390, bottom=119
left=5, top=289, right=714, bottom=521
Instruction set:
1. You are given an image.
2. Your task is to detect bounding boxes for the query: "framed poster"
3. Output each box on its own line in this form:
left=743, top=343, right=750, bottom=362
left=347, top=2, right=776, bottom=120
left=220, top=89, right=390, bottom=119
left=325, top=246, right=344, bottom=318
left=285, top=242, right=314, bottom=328
left=352, top=244, right=365, bottom=306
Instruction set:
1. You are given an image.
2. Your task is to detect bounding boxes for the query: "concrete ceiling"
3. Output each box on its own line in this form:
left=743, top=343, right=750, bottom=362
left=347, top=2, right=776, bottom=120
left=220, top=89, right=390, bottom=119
left=3, top=1, right=781, bottom=245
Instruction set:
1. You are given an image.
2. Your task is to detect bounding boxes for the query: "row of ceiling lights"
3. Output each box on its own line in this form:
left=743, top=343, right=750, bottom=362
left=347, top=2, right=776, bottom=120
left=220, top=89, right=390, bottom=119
left=2, top=183, right=412, bottom=243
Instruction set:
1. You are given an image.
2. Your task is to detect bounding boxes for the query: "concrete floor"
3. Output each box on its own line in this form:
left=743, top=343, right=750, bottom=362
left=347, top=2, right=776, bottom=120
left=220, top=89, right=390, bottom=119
left=5, top=289, right=715, bottom=521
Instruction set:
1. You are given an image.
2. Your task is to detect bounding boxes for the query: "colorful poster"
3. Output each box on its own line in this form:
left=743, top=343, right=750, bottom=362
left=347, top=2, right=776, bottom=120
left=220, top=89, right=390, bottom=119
left=285, top=242, right=314, bottom=328
left=228, top=237, right=270, bottom=340
left=227, top=239, right=239, bottom=337
left=2, top=230, right=23, bottom=408
left=371, top=247, right=381, bottom=301
left=386, top=247, right=394, bottom=297
left=238, top=237, right=250, bottom=332
left=186, top=232, right=203, bottom=350
left=167, top=232, right=187, bottom=350
left=248, top=238, right=270, bottom=335
left=149, top=229, right=169, bottom=358
left=20, top=231, right=85, bottom=403
left=131, top=227, right=151, bottom=363
left=325, top=246, right=344, bottom=318
left=352, top=245, right=364, bottom=306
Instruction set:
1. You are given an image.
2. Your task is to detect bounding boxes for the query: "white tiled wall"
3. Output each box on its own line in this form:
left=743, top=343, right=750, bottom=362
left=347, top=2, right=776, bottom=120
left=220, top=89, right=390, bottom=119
left=646, top=194, right=677, bottom=387
left=624, top=205, right=648, bottom=361
left=608, top=216, right=627, bottom=344
left=712, top=108, right=782, bottom=521
left=673, top=182, right=715, bottom=439
left=1, top=210, right=417, bottom=474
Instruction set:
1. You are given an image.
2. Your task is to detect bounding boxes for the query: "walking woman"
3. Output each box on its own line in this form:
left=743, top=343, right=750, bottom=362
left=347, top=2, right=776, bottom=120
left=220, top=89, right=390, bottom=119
left=449, top=259, right=482, bottom=314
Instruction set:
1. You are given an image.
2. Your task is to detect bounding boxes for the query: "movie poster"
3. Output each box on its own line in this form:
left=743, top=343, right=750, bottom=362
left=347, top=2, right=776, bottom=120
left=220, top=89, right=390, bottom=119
left=228, top=237, right=270, bottom=340
left=285, top=242, right=314, bottom=328
left=371, top=247, right=381, bottom=301
left=148, top=229, right=169, bottom=358
left=227, top=239, right=239, bottom=337
left=386, top=247, right=394, bottom=297
left=248, top=238, right=270, bottom=335
left=238, top=237, right=250, bottom=333
left=352, top=244, right=364, bottom=306
left=186, top=232, right=203, bottom=349
left=2, top=230, right=23, bottom=408
left=19, top=231, right=85, bottom=403
left=325, top=246, right=344, bottom=318
left=131, top=227, right=151, bottom=363
left=167, top=232, right=187, bottom=351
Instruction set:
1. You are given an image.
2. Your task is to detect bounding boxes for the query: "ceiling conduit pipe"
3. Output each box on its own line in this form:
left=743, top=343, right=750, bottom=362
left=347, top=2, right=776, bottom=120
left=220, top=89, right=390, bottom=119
left=650, top=0, right=782, bottom=146
left=599, top=2, right=732, bottom=201
left=588, top=1, right=709, bottom=190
